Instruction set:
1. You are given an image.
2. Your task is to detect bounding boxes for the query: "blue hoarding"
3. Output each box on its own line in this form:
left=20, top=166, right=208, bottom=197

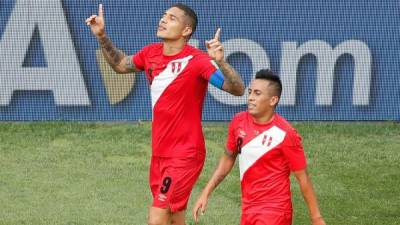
left=0, top=0, right=399, bottom=121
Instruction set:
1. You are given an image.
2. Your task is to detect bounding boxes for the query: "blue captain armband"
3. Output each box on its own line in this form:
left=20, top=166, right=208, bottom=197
left=209, top=70, right=225, bottom=90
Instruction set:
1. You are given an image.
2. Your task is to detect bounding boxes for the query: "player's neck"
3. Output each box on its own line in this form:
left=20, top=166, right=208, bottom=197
left=252, top=111, right=275, bottom=125
left=162, top=39, right=187, bottom=56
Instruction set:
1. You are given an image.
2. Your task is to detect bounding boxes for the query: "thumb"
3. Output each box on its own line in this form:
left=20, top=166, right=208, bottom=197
left=205, top=40, right=210, bottom=48
left=201, top=202, right=206, bottom=215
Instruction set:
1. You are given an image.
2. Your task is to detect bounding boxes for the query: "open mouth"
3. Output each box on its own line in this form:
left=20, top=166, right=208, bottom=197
left=158, top=25, right=166, bottom=31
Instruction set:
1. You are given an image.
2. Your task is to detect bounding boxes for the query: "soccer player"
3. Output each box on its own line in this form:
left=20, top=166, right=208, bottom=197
left=192, top=70, right=326, bottom=225
left=85, top=3, right=245, bottom=225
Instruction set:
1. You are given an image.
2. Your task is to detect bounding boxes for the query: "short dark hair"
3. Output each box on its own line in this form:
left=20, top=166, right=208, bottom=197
left=255, top=69, right=282, bottom=98
left=171, top=3, right=197, bottom=37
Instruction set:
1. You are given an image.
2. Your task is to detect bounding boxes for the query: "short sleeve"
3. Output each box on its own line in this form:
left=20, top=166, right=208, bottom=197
left=281, top=129, right=307, bottom=171
left=132, top=47, right=146, bottom=71
left=225, top=117, right=238, bottom=153
left=196, top=55, right=218, bottom=81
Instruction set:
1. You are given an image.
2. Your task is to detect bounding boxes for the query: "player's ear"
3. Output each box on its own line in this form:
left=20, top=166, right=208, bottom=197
left=182, top=26, right=193, bottom=38
left=270, top=96, right=279, bottom=107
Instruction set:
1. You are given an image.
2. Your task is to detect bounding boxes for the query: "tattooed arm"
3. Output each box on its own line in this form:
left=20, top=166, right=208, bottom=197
left=206, top=149, right=237, bottom=190
left=98, top=35, right=139, bottom=74
left=217, top=60, right=245, bottom=96
left=206, top=28, right=245, bottom=96
left=192, top=150, right=237, bottom=223
left=86, top=4, right=139, bottom=74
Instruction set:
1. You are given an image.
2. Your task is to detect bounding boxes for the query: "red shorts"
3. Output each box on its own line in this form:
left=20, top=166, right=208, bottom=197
left=149, top=156, right=204, bottom=212
left=240, top=211, right=292, bottom=225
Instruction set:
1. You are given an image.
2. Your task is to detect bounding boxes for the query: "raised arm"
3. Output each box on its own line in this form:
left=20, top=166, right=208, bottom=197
left=206, top=28, right=245, bottom=96
left=293, top=169, right=326, bottom=225
left=86, top=4, right=139, bottom=74
left=192, top=150, right=237, bottom=223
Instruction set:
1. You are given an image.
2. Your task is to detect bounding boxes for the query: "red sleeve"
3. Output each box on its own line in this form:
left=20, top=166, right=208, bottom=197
left=281, top=129, right=307, bottom=171
left=225, top=116, right=238, bottom=153
left=196, top=54, right=218, bottom=81
left=132, top=47, right=146, bottom=71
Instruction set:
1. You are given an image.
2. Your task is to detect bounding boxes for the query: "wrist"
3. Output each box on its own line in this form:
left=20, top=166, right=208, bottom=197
left=215, top=59, right=226, bottom=66
left=201, top=190, right=211, bottom=199
left=311, top=215, right=323, bottom=221
left=96, top=31, right=107, bottom=40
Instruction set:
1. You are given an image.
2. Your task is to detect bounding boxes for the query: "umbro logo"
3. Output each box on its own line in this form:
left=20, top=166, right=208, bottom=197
left=238, top=129, right=246, bottom=138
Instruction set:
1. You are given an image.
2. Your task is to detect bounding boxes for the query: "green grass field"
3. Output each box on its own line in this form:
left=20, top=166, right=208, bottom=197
left=0, top=122, right=399, bottom=225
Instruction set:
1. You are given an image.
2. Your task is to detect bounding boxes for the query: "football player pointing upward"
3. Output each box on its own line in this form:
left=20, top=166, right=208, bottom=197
left=86, top=3, right=244, bottom=225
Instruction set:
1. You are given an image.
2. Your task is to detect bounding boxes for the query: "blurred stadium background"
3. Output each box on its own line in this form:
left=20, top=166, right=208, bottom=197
left=0, top=0, right=399, bottom=224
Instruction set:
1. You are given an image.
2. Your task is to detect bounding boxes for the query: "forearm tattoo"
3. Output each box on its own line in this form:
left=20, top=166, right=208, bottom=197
left=98, top=36, right=124, bottom=66
left=218, top=61, right=244, bottom=91
left=124, top=55, right=135, bottom=70
left=212, top=173, right=227, bottom=189
left=211, top=152, right=236, bottom=190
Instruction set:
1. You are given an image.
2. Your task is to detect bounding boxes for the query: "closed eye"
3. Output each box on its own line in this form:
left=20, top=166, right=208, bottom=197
left=248, top=89, right=262, bottom=96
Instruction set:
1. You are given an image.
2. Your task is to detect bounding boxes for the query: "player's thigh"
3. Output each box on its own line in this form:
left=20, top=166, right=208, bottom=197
left=241, top=211, right=292, bottom=225
left=148, top=206, right=171, bottom=225
left=170, top=210, right=185, bottom=225
left=152, top=156, right=204, bottom=212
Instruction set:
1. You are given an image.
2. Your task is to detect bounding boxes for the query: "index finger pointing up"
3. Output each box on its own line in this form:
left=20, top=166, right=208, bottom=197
left=214, top=28, right=221, bottom=40
left=99, top=4, right=104, bottom=17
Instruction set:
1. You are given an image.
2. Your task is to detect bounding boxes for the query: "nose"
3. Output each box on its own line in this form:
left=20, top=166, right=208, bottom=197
left=160, top=16, right=167, bottom=24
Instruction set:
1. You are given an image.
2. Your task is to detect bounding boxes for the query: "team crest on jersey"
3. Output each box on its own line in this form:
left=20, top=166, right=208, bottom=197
left=168, top=56, right=193, bottom=77
left=262, top=135, right=273, bottom=147
left=171, top=62, right=183, bottom=74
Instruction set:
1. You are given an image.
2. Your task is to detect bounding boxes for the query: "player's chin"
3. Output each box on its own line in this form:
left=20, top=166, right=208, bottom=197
left=248, top=106, right=257, bottom=115
left=156, top=30, right=167, bottom=38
